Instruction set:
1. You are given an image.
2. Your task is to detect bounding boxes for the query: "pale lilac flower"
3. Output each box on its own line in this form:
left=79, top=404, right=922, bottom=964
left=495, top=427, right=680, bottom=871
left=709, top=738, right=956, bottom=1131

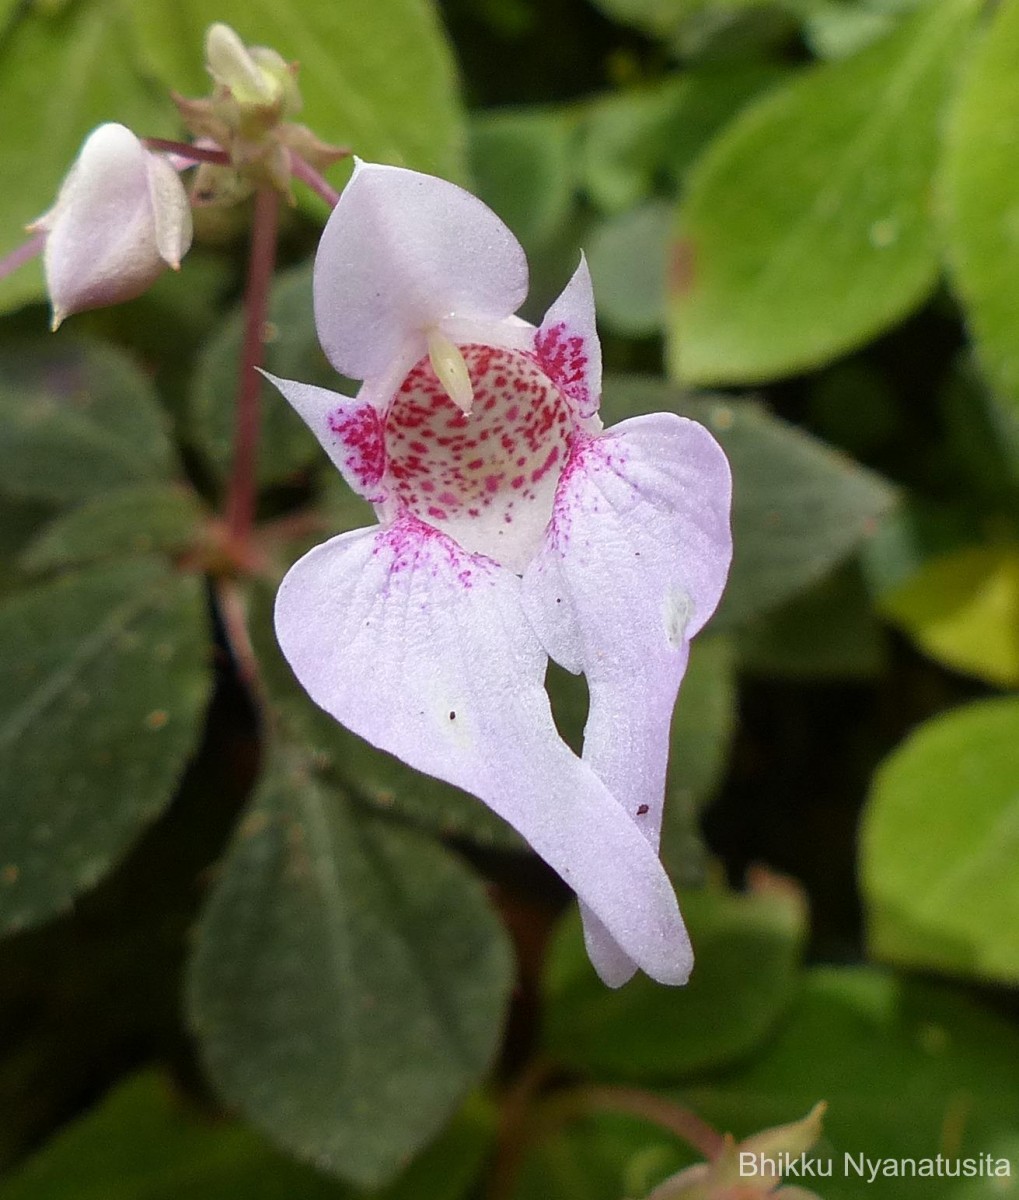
left=31, top=123, right=192, bottom=329
left=267, top=161, right=732, bottom=986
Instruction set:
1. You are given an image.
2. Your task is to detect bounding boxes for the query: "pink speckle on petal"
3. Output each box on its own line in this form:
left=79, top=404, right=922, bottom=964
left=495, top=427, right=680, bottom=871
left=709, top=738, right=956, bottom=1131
left=382, top=344, right=573, bottom=569
left=327, top=405, right=386, bottom=490
left=535, top=320, right=590, bottom=413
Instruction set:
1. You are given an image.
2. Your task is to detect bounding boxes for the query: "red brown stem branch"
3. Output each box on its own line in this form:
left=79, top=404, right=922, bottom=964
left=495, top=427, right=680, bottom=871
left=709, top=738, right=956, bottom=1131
left=144, top=138, right=231, bottom=165
left=0, top=232, right=45, bottom=282
left=540, top=1084, right=726, bottom=1162
left=288, top=150, right=343, bottom=207
left=225, top=186, right=280, bottom=557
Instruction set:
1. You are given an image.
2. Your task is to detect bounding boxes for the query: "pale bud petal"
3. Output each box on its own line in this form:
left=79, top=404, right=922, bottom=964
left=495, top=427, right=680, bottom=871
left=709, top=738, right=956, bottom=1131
left=205, top=23, right=276, bottom=105
left=40, top=122, right=193, bottom=327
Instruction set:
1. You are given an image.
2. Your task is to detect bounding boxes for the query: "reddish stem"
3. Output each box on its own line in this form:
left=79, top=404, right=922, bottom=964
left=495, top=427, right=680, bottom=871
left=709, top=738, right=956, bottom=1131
left=144, top=137, right=230, bottom=165
left=225, top=186, right=280, bottom=556
left=289, top=150, right=343, bottom=207
left=0, top=232, right=45, bottom=282
left=541, top=1085, right=726, bottom=1162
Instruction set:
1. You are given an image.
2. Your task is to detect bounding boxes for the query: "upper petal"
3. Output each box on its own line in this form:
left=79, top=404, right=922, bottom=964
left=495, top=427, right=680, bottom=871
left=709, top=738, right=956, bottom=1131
left=313, top=161, right=528, bottom=382
left=275, top=513, right=692, bottom=986
left=535, top=254, right=602, bottom=419
left=521, top=413, right=732, bottom=981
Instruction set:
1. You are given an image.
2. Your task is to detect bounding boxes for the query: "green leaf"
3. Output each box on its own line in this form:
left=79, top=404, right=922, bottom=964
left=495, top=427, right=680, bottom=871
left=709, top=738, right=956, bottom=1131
left=512, top=1110, right=692, bottom=1200
left=602, top=377, right=898, bottom=625
left=121, top=0, right=467, bottom=183
left=940, top=0, right=1019, bottom=416
left=250, top=581, right=520, bottom=849
left=588, top=202, right=672, bottom=337
left=0, top=338, right=179, bottom=504
left=0, top=1071, right=496, bottom=1200
left=469, top=107, right=576, bottom=251
left=878, top=545, right=1019, bottom=687
left=0, top=559, right=212, bottom=935
left=188, top=743, right=512, bottom=1189
left=21, top=484, right=207, bottom=572
left=680, top=967, right=1019, bottom=1198
left=737, top=563, right=885, bottom=680
left=544, top=879, right=807, bottom=1079
left=669, top=0, right=981, bottom=385
left=804, top=0, right=928, bottom=60
left=581, top=66, right=788, bottom=215
left=0, top=0, right=175, bottom=315
left=861, top=697, right=1019, bottom=984
left=190, top=262, right=335, bottom=487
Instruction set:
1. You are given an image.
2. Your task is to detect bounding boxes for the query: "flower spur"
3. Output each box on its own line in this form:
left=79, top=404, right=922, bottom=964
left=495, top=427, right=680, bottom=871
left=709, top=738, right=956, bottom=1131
left=266, top=161, right=732, bottom=986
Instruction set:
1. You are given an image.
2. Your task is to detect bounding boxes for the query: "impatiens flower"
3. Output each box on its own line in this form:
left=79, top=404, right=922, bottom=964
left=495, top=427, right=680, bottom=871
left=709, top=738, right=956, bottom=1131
left=266, top=161, right=732, bottom=987
left=31, top=123, right=192, bottom=329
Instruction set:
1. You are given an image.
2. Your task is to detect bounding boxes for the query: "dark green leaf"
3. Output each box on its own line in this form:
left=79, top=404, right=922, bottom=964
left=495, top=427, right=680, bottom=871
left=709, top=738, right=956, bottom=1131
left=588, top=202, right=672, bottom=337
left=0, top=1070, right=495, bottom=1200
left=0, top=559, right=212, bottom=935
left=544, top=880, right=807, bottom=1079
left=861, top=697, right=1019, bottom=983
left=21, top=484, right=206, bottom=572
left=602, top=377, right=898, bottom=625
left=737, top=564, right=885, bottom=679
left=0, top=339, right=179, bottom=504
left=121, top=0, right=467, bottom=184
left=512, top=1110, right=691, bottom=1200
left=940, top=0, right=1019, bottom=416
left=188, top=743, right=512, bottom=1188
left=190, top=262, right=336, bottom=487
left=670, top=0, right=980, bottom=384
left=0, top=0, right=175, bottom=315
left=469, top=107, right=576, bottom=251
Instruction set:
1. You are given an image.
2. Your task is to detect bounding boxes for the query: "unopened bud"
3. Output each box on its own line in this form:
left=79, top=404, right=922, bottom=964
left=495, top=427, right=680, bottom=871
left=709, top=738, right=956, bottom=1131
left=32, top=123, right=192, bottom=329
left=205, top=23, right=300, bottom=116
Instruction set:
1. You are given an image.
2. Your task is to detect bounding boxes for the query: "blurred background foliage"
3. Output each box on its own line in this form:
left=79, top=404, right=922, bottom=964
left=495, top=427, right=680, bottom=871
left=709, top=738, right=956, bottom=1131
left=1, top=0, right=1018, bottom=1197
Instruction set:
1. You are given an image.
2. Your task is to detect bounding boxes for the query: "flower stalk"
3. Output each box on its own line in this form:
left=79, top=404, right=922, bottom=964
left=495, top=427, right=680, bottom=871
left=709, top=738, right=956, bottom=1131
left=0, top=232, right=45, bottom=282
left=225, top=185, right=281, bottom=558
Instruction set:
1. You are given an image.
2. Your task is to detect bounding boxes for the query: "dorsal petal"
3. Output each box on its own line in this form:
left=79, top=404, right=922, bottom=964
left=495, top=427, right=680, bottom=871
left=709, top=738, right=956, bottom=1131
left=534, top=254, right=602, bottom=419
left=275, top=513, right=693, bottom=986
left=521, top=413, right=732, bottom=981
left=313, top=161, right=529, bottom=382
left=262, top=372, right=386, bottom=500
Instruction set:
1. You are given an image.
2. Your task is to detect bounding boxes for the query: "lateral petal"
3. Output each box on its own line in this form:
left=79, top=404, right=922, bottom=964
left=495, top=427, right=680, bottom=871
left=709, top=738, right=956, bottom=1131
left=274, top=513, right=693, bottom=986
left=262, top=372, right=387, bottom=501
left=534, top=254, right=602, bottom=419
left=521, top=413, right=732, bottom=982
left=313, top=161, right=528, bottom=383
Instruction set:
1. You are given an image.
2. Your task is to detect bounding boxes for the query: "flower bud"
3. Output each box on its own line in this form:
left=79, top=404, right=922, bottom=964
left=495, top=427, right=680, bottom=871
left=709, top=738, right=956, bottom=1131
left=204, top=23, right=301, bottom=120
left=644, top=1105, right=827, bottom=1200
left=32, top=123, right=192, bottom=329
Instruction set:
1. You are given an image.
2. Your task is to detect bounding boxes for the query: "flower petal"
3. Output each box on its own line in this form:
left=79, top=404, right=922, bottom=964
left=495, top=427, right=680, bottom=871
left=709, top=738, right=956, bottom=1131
left=43, top=124, right=165, bottom=325
left=262, top=373, right=387, bottom=500
left=275, top=513, right=693, bottom=985
left=313, top=161, right=528, bottom=382
left=534, top=254, right=602, bottom=419
left=521, top=413, right=732, bottom=981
